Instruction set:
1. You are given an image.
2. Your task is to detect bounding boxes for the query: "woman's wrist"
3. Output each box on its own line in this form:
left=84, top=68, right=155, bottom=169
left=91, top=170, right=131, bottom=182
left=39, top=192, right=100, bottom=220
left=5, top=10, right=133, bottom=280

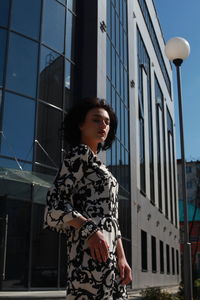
left=79, top=219, right=99, bottom=240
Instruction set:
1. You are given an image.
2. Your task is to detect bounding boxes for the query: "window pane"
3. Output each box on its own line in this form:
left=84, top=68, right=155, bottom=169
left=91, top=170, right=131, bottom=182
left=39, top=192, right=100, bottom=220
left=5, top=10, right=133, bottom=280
left=6, top=33, right=38, bottom=98
left=111, top=5, right=116, bottom=45
left=116, top=95, right=120, bottom=139
left=11, top=0, right=41, bottom=40
left=42, top=0, right=65, bottom=53
left=35, top=102, right=62, bottom=168
left=0, top=157, right=32, bottom=171
left=39, top=46, right=64, bottom=107
left=111, top=47, right=116, bottom=86
left=120, top=101, right=125, bottom=145
left=116, top=55, right=120, bottom=93
left=141, top=230, right=147, bottom=271
left=107, top=0, right=111, bottom=36
left=31, top=203, right=58, bottom=288
left=0, top=29, right=7, bottom=87
left=116, top=16, right=119, bottom=54
left=64, top=61, right=75, bottom=111
left=2, top=200, right=31, bottom=289
left=66, top=10, right=76, bottom=61
left=106, top=78, right=111, bottom=105
left=65, top=60, right=71, bottom=90
left=0, top=0, right=10, bottom=27
left=106, top=39, right=111, bottom=79
left=67, top=0, right=76, bottom=12
left=1, top=92, right=35, bottom=161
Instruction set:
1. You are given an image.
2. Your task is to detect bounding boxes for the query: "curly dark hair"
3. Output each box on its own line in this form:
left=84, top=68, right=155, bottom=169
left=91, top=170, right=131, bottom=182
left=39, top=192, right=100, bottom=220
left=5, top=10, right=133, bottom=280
left=62, top=97, right=117, bottom=151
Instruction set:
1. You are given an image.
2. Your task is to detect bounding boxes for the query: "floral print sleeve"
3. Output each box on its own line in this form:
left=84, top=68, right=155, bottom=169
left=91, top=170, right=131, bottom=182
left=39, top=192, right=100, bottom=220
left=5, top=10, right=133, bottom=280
left=43, top=145, right=93, bottom=233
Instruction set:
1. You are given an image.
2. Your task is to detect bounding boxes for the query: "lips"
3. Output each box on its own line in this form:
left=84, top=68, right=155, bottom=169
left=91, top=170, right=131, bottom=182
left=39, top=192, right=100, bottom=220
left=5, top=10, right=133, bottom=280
left=98, top=130, right=106, bottom=135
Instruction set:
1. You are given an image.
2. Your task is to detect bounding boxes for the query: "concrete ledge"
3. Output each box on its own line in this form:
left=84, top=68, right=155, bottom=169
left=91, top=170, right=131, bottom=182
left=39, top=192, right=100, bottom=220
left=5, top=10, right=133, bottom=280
left=0, top=286, right=179, bottom=299
left=0, top=291, right=66, bottom=299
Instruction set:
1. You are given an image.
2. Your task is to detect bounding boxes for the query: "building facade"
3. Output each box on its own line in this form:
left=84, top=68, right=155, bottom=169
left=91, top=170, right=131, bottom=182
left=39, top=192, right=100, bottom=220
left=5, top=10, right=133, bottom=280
left=0, top=0, right=180, bottom=291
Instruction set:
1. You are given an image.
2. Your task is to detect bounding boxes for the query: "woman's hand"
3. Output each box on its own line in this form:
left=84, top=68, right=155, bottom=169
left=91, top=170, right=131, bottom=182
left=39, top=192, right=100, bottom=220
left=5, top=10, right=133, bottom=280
left=87, top=230, right=109, bottom=263
left=117, top=257, right=132, bottom=285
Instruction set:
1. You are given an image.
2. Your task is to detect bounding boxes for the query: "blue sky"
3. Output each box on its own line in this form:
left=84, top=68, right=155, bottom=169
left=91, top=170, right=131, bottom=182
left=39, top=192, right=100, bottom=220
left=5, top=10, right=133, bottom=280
left=154, top=0, right=200, bottom=161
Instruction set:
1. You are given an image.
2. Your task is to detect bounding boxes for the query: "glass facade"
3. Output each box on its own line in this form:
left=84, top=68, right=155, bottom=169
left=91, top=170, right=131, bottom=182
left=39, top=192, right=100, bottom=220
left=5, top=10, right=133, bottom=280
left=155, top=75, right=168, bottom=216
left=137, top=28, right=154, bottom=202
left=0, top=0, right=77, bottom=290
left=138, top=0, right=171, bottom=97
left=106, top=0, right=131, bottom=265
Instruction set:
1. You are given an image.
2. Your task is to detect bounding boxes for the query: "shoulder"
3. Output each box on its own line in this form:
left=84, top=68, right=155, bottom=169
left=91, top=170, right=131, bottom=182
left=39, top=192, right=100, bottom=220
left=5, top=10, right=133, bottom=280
left=64, top=144, right=94, bottom=163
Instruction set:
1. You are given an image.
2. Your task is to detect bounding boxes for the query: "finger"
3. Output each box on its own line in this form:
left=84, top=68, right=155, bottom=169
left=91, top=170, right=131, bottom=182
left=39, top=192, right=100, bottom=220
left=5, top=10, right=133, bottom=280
left=119, top=266, right=125, bottom=281
left=121, top=269, right=132, bottom=285
left=90, top=247, right=96, bottom=260
left=94, top=248, right=102, bottom=263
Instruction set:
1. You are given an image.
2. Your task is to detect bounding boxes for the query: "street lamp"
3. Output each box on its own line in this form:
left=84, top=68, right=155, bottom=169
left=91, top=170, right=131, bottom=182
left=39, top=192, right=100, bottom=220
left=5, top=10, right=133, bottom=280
left=165, top=37, right=192, bottom=300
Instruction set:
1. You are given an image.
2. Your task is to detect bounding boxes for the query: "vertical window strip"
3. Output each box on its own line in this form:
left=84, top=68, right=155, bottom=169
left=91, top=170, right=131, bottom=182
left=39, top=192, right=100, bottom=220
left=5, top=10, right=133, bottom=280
left=151, top=235, right=157, bottom=272
left=160, top=240, right=164, bottom=273
left=166, top=244, right=170, bottom=274
left=141, top=230, right=148, bottom=271
left=137, top=28, right=154, bottom=198
left=137, top=0, right=171, bottom=97
left=176, top=249, right=179, bottom=275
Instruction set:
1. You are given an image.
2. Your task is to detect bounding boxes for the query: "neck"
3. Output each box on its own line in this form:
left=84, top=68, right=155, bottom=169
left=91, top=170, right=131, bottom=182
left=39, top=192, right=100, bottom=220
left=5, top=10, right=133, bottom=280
left=81, top=139, right=98, bottom=155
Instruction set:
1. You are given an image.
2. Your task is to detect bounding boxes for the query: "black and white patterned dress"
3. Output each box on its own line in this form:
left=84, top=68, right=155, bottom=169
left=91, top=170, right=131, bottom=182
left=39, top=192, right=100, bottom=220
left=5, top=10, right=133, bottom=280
left=44, top=144, right=127, bottom=300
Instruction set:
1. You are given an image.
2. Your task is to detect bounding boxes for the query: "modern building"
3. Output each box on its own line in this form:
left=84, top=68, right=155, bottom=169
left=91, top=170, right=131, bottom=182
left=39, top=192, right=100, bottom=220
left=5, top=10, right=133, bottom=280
left=0, top=0, right=180, bottom=292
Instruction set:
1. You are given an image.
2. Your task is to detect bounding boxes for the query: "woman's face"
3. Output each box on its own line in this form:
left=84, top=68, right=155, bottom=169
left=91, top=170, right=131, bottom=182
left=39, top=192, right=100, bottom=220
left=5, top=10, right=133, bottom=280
left=79, top=108, right=110, bottom=145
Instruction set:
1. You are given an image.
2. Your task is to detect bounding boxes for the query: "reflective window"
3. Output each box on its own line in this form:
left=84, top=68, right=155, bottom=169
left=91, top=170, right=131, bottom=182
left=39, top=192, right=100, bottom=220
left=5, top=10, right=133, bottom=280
left=67, top=0, right=76, bottom=12
left=176, top=249, right=179, bottom=275
left=172, top=247, right=175, bottom=275
left=39, top=46, right=64, bottom=108
left=107, top=0, right=111, bottom=36
left=1, top=92, right=35, bottom=161
left=0, top=157, right=32, bottom=170
left=2, top=199, right=31, bottom=289
left=58, top=0, right=66, bottom=5
left=151, top=236, right=157, bottom=272
left=166, top=244, right=170, bottom=274
left=106, top=39, right=111, bottom=79
left=160, top=240, right=164, bottom=273
left=6, top=33, right=38, bottom=98
left=141, top=230, right=148, bottom=271
left=138, top=0, right=171, bottom=96
left=0, top=29, right=7, bottom=87
left=64, top=59, right=75, bottom=110
left=42, top=0, right=65, bottom=53
left=31, top=203, right=58, bottom=287
left=0, top=0, right=10, bottom=27
left=35, top=102, right=62, bottom=169
left=137, top=29, right=154, bottom=200
left=10, top=0, right=41, bottom=40
left=66, top=9, right=76, bottom=62
left=106, top=0, right=130, bottom=264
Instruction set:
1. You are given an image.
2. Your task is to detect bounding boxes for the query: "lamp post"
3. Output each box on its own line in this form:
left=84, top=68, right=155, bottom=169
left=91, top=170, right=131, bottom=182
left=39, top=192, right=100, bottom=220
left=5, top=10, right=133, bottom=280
left=165, top=37, right=192, bottom=300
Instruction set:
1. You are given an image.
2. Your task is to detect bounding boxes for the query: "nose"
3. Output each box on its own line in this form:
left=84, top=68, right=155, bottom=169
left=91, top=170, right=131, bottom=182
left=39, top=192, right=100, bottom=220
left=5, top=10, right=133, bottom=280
left=100, top=120, right=107, bottom=128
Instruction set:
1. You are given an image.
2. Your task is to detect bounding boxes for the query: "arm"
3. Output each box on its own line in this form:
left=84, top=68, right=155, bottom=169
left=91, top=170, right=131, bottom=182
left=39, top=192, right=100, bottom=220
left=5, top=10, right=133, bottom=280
left=44, top=146, right=109, bottom=262
left=116, top=238, right=132, bottom=285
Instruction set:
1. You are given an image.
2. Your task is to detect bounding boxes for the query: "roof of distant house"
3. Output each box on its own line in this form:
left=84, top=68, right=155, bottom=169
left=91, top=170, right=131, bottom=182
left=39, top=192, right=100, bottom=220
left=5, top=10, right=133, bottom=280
left=179, top=200, right=200, bottom=222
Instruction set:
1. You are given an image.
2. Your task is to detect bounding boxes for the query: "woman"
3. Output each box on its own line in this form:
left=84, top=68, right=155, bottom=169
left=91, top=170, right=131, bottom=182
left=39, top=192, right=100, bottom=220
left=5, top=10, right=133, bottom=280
left=44, top=97, right=132, bottom=299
